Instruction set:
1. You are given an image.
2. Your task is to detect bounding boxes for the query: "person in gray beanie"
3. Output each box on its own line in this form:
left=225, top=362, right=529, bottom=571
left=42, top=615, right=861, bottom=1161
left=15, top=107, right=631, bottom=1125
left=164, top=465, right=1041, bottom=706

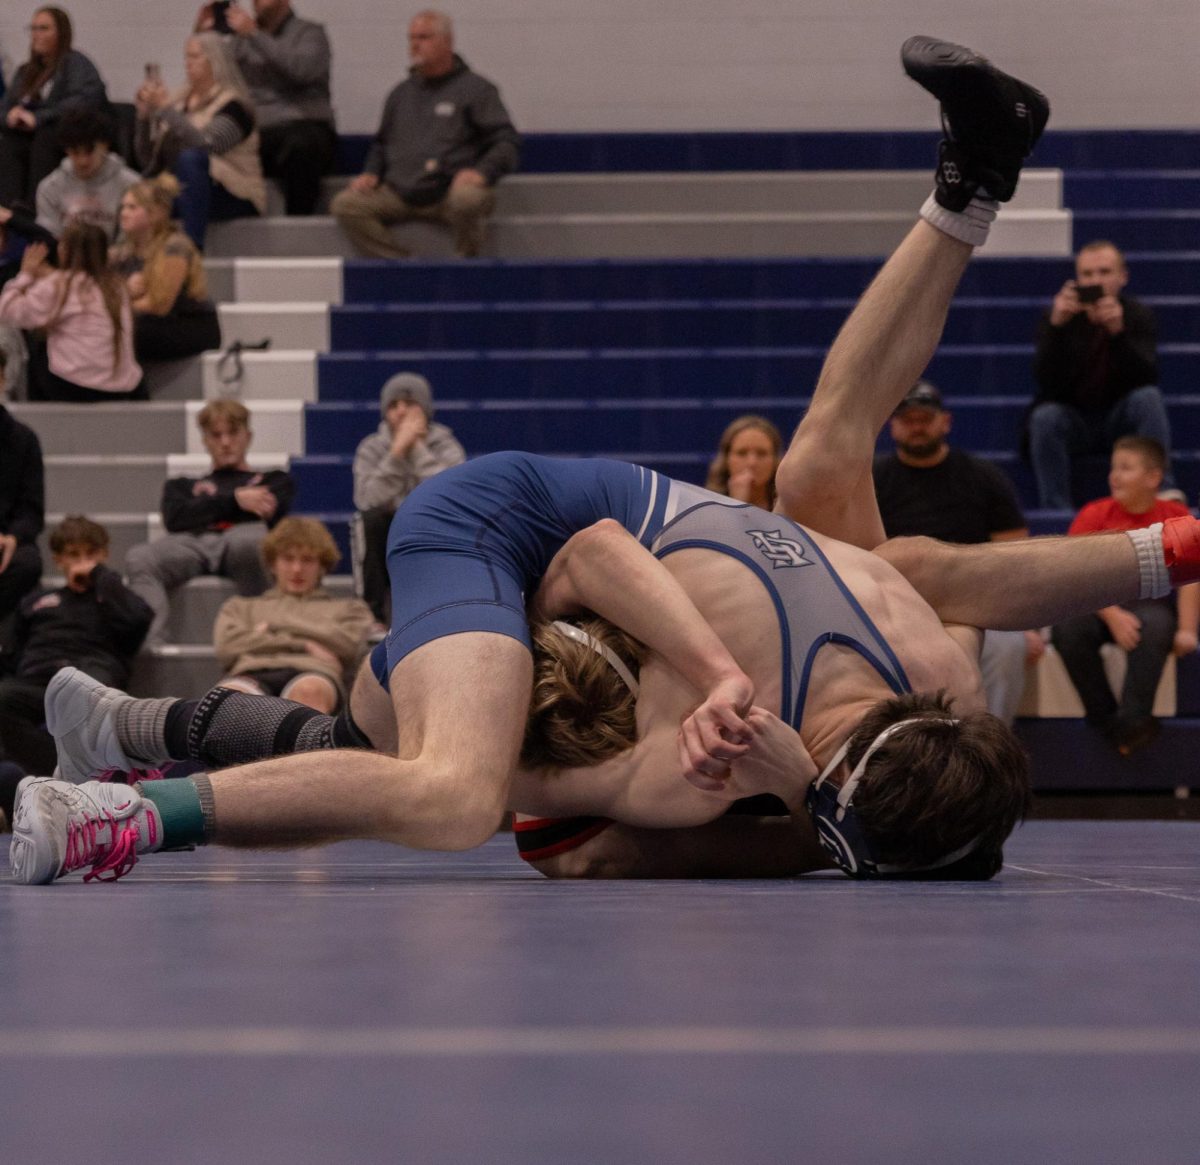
left=352, top=371, right=466, bottom=624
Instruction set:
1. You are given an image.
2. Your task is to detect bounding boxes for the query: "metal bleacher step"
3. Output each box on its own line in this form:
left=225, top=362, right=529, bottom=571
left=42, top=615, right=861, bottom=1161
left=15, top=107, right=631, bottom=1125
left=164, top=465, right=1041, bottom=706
left=262, top=168, right=1064, bottom=218
left=334, top=252, right=1200, bottom=304
left=208, top=208, right=1071, bottom=261
left=323, top=296, right=1200, bottom=352
left=10, top=402, right=192, bottom=454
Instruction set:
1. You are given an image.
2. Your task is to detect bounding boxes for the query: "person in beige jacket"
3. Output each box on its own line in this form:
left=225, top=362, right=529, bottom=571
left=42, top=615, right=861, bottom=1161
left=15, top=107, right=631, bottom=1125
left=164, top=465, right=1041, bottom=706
left=213, top=517, right=372, bottom=713
left=135, top=32, right=267, bottom=249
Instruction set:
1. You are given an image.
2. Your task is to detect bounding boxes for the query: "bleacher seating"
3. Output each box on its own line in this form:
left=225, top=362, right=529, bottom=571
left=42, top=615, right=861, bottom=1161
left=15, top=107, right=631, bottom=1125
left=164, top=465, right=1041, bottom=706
left=11, top=128, right=1200, bottom=789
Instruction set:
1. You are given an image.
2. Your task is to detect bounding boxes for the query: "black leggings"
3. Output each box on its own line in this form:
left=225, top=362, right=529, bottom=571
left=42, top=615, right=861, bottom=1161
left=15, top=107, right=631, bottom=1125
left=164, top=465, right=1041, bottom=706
left=135, top=307, right=222, bottom=362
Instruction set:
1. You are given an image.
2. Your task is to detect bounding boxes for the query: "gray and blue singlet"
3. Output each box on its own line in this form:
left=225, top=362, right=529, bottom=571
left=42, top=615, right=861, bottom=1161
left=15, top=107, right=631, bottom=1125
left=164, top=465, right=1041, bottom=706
left=651, top=499, right=911, bottom=729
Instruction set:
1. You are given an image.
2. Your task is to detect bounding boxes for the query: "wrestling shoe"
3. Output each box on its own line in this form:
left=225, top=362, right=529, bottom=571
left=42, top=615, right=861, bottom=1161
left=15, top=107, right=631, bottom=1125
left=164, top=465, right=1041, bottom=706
left=902, top=35, right=1049, bottom=209
left=44, top=666, right=138, bottom=784
left=1161, top=515, right=1200, bottom=586
left=9, top=776, right=161, bottom=885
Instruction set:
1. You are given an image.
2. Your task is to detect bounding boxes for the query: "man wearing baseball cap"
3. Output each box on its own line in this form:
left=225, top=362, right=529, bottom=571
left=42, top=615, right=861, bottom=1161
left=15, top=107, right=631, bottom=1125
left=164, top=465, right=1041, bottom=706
left=872, top=379, right=1043, bottom=723
left=352, top=372, right=466, bottom=625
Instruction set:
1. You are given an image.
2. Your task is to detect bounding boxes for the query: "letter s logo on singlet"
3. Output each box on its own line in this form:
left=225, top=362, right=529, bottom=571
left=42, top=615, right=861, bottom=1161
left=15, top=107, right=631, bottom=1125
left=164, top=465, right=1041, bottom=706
left=745, top=529, right=810, bottom=569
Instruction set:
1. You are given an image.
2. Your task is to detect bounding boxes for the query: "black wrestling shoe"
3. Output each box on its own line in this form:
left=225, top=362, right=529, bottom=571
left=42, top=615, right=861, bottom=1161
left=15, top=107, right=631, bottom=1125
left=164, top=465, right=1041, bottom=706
left=901, top=35, right=1050, bottom=210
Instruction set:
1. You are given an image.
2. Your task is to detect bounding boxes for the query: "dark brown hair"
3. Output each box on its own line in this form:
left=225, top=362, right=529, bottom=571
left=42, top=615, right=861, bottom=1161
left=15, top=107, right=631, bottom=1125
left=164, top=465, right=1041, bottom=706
left=49, top=514, right=108, bottom=554
left=17, top=7, right=72, bottom=101
left=522, top=616, right=643, bottom=770
left=843, top=690, right=1031, bottom=878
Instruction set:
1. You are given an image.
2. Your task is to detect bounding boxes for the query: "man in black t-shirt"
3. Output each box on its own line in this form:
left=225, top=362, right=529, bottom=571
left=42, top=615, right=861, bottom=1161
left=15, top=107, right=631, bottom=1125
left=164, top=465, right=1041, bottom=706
left=873, top=381, right=1043, bottom=722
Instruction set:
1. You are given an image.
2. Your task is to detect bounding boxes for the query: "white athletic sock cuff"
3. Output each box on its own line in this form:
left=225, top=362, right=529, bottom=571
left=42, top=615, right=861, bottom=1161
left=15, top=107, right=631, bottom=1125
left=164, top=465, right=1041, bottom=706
left=919, top=193, right=999, bottom=248
left=1127, top=523, right=1171, bottom=599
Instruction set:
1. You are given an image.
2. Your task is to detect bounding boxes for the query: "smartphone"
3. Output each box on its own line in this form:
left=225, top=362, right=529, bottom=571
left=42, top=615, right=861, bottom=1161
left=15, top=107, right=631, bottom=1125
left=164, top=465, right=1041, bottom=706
left=144, top=62, right=161, bottom=84
left=212, top=0, right=232, bottom=33
left=1076, top=284, right=1104, bottom=304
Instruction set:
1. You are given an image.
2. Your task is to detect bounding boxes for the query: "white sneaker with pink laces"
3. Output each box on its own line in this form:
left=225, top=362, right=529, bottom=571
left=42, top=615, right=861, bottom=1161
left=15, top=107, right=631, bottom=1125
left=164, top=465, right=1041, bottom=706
left=9, top=777, right=163, bottom=885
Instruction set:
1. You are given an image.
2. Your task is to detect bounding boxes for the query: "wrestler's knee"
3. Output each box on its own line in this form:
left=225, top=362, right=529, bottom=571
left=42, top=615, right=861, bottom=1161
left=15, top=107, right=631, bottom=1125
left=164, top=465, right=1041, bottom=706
left=382, top=760, right=509, bottom=851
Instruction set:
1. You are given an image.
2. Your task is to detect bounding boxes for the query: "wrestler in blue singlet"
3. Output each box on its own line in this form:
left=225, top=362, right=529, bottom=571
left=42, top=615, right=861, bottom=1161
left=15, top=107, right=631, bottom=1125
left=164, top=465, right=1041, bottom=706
left=370, top=451, right=720, bottom=686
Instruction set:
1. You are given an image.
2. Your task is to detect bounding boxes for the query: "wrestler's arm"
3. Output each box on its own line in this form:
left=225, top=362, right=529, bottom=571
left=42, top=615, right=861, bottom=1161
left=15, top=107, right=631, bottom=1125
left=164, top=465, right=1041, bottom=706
left=523, top=814, right=835, bottom=879
left=509, top=707, right=817, bottom=829
left=532, top=519, right=754, bottom=773
left=509, top=719, right=733, bottom=828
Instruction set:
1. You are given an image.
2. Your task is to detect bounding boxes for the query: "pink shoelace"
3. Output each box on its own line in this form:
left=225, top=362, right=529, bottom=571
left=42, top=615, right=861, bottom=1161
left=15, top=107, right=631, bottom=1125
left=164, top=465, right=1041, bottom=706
left=61, top=803, right=149, bottom=883
left=95, top=766, right=171, bottom=783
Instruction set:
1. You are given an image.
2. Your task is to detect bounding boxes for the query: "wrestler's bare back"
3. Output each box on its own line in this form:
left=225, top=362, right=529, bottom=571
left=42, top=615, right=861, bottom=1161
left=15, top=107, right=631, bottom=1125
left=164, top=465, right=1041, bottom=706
left=507, top=528, right=986, bottom=827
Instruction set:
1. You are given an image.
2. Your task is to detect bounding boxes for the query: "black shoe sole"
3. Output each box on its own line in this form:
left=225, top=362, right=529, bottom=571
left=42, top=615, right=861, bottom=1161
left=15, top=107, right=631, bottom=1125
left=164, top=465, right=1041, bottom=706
left=901, top=35, right=1049, bottom=160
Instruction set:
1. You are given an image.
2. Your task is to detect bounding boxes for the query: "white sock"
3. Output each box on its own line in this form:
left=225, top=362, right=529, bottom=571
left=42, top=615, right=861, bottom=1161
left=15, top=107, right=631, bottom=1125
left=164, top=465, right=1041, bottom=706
left=1127, top=523, right=1171, bottom=599
left=919, top=193, right=999, bottom=248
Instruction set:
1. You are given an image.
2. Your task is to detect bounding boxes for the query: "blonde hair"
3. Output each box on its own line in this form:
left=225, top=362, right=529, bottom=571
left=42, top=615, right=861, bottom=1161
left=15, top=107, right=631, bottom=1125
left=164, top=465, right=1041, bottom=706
left=197, top=398, right=250, bottom=433
left=705, top=414, right=784, bottom=506
left=262, top=517, right=340, bottom=574
left=180, top=32, right=255, bottom=106
left=117, top=174, right=209, bottom=302
left=521, top=617, right=643, bottom=769
left=53, top=222, right=127, bottom=375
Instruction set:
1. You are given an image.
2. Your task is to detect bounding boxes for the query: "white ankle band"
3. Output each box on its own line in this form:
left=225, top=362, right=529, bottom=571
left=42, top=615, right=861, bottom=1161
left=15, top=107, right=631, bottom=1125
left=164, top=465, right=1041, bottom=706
left=919, top=193, right=999, bottom=248
left=1127, top=523, right=1170, bottom=598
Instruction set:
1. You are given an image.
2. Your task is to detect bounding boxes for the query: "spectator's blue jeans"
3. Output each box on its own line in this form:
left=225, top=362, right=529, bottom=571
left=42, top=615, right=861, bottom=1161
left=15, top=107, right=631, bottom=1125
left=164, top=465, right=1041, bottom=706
left=172, top=148, right=260, bottom=250
left=1029, top=385, right=1175, bottom=508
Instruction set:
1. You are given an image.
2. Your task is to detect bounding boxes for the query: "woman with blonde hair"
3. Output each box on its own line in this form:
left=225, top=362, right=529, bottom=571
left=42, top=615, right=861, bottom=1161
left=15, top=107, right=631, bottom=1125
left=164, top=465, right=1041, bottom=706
left=134, top=32, right=265, bottom=249
left=213, top=517, right=373, bottom=714
left=0, top=220, right=143, bottom=401
left=110, top=174, right=221, bottom=360
left=705, top=414, right=784, bottom=509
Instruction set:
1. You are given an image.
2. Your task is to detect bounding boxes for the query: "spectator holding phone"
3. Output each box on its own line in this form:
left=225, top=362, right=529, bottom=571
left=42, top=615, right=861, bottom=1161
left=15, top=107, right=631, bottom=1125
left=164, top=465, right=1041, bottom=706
left=193, top=0, right=336, bottom=217
left=1028, top=240, right=1175, bottom=508
left=134, top=32, right=266, bottom=249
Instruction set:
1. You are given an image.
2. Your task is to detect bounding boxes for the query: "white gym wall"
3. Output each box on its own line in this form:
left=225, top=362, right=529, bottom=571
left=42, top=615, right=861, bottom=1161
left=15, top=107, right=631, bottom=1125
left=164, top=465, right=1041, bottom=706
left=1, top=1, right=1196, bottom=134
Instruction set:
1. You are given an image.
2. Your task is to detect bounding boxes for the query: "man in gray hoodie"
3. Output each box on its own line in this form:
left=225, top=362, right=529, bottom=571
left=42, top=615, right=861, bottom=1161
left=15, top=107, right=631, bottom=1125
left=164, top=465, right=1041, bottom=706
left=352, top=371, right=466, bottom=625
left=34, top=109, right=138, bottom=240
left=330, top=10, right=520, bottom=258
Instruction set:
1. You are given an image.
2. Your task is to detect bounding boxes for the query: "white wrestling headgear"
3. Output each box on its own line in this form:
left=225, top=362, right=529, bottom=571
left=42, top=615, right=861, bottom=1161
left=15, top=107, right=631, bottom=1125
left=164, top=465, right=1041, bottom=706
left=550, top=620, right=639, bottom=696
left=806, top=716, right=983, bottom=877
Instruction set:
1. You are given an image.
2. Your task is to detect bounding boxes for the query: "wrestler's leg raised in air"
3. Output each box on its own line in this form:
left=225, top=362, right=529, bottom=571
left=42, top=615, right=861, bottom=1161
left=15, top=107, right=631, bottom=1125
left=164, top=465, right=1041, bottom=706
left=776, top=38, right=1049, bottom=550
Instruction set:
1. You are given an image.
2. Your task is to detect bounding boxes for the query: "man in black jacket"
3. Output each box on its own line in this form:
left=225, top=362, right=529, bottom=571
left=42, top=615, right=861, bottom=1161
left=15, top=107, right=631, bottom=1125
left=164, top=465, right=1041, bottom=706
left=1028, top=240, right=1174, bottom=508
left=0, top=515, right=151, bottom=773
left=330, top=9, right=520, bottom=258
left=0, top=349, right=44, bottom=630
left=124, top=399, right=295, bottom=648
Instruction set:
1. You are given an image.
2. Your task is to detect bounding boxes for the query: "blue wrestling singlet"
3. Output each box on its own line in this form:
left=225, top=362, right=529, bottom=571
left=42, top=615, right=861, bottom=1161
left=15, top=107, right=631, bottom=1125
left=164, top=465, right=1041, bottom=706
left=652, top=500, right=911, bottom=730
left=372, top=452, right=724, bottom=682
